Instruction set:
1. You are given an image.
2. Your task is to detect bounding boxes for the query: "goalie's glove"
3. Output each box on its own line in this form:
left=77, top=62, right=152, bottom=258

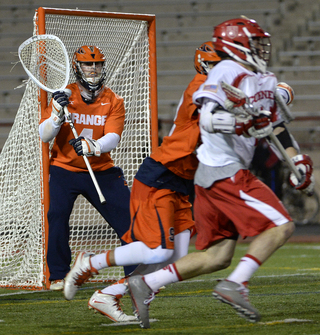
left=247, top=111, right=273, bottom=139
left=289, top=154, right=314, bottom=196
left=51, top=91, right=70, bottom=126
left=69, top=136, right=101, bottom=157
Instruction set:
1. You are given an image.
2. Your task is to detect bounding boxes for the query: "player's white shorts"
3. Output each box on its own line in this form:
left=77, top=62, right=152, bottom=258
left=194, top=169, right=292, bottom=250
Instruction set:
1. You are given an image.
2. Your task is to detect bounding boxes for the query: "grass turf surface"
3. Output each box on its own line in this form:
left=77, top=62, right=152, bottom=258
left=1, top=242, right=320, bottom=335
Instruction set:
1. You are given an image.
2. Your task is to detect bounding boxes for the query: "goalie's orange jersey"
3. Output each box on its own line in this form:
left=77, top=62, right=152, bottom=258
left=40, top=83, right=125, bottom=173
left=150, top=73, right=207, bottom=180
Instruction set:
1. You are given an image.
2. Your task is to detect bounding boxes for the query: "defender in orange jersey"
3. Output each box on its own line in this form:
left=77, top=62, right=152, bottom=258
left=63, top=42, right=221, bottom=323
left=39, top=45, right=136, bottom=292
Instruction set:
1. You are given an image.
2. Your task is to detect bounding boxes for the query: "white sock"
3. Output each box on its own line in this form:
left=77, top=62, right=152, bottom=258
left=101, top=283, right=127, bottom=297
left=144, top=264, right=181, bottom=292
left=227, top=255, right=261, bottom=285
left=90, top=252, right=110, bottom=271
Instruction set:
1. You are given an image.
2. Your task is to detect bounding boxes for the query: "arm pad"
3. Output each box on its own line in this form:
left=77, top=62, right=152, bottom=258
left=97, top=133, right=120, bottom=153
left=199, top=98, right=236, bottom=133
left=207, top=111, right=237, bottom=134
left=39, top=118, right=61, bottom=143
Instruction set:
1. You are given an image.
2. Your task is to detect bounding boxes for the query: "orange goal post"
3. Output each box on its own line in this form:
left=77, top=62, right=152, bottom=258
left=0, top=7, right=158, bottom=290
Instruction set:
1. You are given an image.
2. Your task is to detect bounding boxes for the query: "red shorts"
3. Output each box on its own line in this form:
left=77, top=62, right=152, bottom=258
left=121, top=179, right=194, bottom=249
left=194, top=169, right=291, bottom=250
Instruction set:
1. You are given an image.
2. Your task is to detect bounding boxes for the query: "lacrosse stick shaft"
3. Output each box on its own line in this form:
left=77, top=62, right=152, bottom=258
left=269, top=132, right=302, bottom=181
left=64, top=107, right=106, bottom=205
left=274, top=90, right=295, bottom=124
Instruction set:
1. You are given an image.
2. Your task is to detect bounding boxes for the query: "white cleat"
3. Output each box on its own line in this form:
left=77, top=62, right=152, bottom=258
left=64, top=251, right=98, bottom=301
left=49, top=280, right=64, bottom=291
left=88, top=290, right=136, bottom=322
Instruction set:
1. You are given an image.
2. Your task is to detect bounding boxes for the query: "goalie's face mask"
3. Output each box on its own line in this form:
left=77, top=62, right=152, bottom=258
left=212, top=17, right=271, bottom=73
left=79, top=62, right=104, bottom=85
left=72, top=45, right=107, bottom=102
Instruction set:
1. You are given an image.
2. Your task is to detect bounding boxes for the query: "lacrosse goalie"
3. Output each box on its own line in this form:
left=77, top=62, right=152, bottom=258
left=39, top=45, right=137, bottom=291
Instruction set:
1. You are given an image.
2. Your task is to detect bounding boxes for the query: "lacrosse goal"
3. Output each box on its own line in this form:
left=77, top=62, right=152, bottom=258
left=0, top=7, right=158, bottom=289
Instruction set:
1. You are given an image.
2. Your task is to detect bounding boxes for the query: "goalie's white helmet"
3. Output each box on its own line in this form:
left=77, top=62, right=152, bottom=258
left=212, top=18, right=271, bottom=73
left=194, top=41, right=221, bottom=75
left=72, top=45, right=107, bottom=96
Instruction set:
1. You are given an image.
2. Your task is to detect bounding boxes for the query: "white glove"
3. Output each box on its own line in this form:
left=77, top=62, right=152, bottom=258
left=247, top=110, right=273, bottom=139
left=289, top=154, right=314, bottom=196
left=51, top=91, right=70, bottom=125
left=69, top=137, right=101, bottom=157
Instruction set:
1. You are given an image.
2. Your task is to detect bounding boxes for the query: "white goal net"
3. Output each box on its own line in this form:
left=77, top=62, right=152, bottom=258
left=0, top=8, right=157, bottom=289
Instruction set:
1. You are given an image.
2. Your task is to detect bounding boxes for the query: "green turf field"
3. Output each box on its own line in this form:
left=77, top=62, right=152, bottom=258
left=1, top=242, right=320, bottom=335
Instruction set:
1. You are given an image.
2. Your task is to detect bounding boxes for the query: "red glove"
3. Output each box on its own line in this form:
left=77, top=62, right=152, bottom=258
left=235, top=112, right=272, bottom=138
left=235, top=116, right=253, bottom=137
left=289, top=154, right=314, bottom=195
left=247, top=111, right=273, bottom=139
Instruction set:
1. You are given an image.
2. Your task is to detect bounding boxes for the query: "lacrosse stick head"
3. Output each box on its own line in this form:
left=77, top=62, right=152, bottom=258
left=194, top=41, right=221, bottom=75
left=212, top=17, right=271, bottom=73
left=221, top=81, right=259, bottom=117
left=18, top=34, right=70, bottom=93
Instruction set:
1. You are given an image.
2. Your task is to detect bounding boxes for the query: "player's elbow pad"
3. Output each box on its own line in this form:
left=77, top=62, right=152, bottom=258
left=199, top=100, right=222, bottom=132
left=200, top=109, right=236, bottom=134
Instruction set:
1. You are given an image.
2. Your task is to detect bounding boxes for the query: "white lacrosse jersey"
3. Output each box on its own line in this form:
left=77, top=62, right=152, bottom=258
left=193, top=60, right=280, bottom=169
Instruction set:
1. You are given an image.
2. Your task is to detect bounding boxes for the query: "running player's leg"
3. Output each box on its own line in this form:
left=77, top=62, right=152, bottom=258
left=64, top=181, right=180, bottom=300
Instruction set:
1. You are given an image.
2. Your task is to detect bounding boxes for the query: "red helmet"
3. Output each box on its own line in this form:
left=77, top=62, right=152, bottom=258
left=212, top=17, right=271, bottom=73
left=194, top=41, right=221, bottom=75
left=72, top=45, right=106, bottom=94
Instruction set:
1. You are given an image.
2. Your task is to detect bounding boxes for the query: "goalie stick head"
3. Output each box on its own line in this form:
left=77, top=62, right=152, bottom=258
left=72, top=45, right=107, bottom=100
left=194, top=41, right=221, bottom=75
left=212, top=17, right=271, bottom=73
left=18, top=34, right=70, bottom=93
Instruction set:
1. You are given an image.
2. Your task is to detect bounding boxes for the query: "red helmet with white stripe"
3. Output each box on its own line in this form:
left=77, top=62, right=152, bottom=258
left=212, top=17, right=271, bottom=73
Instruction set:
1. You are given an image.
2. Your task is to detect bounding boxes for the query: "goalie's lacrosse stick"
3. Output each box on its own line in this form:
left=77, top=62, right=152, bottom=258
left=18, top=34, right=106, bottom=204
left=220, top=81, right=302, bottom=182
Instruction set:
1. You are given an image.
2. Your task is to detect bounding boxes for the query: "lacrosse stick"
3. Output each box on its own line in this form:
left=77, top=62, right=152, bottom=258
left=274, top=89, right=295, bottom=124
left=220, top=81, right=302, bottom=182
left=18, top=34, right=106, bottom=204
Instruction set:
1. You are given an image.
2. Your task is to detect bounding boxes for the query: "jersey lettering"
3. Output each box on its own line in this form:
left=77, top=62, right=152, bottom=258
left=250, top=90, right=274, bottom=103
left=71, top=113, right=107, bottom=126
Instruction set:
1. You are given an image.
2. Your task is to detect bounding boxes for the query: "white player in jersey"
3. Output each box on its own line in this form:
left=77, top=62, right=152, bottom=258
left=124, top=17, right=315, bottom=328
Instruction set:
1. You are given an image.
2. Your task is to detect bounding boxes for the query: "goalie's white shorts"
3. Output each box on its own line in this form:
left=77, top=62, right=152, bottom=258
left=194, top=169, right=292, bottom=250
